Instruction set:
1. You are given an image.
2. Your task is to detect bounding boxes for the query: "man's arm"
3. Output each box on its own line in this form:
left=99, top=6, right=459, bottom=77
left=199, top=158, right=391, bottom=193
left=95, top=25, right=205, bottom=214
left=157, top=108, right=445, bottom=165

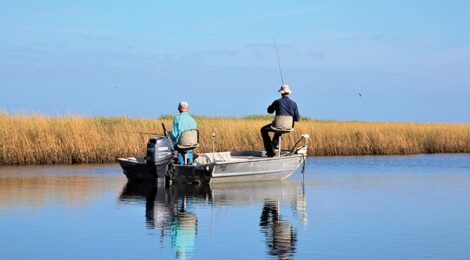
left=170, top=117, right=180, bottom=145
left=293, top=104, right=300, bottom=122
left=190, top=116, right=197, bottom=129
left=267, top=100, right=277, bottom=114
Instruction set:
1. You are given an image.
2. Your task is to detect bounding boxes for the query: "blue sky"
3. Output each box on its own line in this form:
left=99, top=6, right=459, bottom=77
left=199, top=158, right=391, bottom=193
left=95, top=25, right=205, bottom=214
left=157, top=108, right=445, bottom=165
left=1, top=0, right=469, bottom=122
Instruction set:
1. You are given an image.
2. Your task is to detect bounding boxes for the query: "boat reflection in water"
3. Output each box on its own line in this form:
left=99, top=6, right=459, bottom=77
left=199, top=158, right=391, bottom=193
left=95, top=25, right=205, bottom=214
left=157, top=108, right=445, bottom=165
left=119, top=180, right=307, bottom=259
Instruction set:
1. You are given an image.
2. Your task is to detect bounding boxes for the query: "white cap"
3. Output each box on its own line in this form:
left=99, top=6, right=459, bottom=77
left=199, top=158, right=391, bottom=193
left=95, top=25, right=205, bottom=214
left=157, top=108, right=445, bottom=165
left=178, top=101, right=188, bottom=110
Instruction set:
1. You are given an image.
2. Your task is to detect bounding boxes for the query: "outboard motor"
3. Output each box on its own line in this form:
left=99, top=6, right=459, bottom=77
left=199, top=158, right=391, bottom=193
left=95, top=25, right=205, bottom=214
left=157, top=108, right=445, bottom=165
left=146, top=136, right=172, bottom=180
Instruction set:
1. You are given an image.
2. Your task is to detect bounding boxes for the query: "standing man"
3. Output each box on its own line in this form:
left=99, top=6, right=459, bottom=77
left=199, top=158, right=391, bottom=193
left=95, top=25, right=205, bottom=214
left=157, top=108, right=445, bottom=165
left=170, top=101, right=197, bottom=146
left=261, top=85, right=300, bottom=157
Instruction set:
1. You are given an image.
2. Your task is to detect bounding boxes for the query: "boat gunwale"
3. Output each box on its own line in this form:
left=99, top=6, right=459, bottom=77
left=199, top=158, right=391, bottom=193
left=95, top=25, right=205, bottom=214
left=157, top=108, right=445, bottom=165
left=188, top=151, right=304, bottom=167
left=118, top=151, right=305, bottom=167
left=210, top=168, right=297, bottom=178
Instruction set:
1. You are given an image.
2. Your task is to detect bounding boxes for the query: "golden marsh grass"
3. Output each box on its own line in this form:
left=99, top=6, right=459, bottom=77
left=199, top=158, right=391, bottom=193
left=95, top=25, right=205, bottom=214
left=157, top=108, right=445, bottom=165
left=1, top=111, right=469, bottom=164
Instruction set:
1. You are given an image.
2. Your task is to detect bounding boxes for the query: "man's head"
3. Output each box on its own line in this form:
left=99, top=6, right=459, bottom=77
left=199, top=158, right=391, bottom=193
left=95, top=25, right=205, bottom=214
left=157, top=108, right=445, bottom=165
left=178, top=101, right=189, bottom=112
left=278, top=84, right=292, bottom=96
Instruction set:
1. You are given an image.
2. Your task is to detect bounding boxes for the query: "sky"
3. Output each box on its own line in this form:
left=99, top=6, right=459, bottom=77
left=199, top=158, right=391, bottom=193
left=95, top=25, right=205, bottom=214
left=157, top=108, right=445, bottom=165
left=0, top=0, right=469, bottom=122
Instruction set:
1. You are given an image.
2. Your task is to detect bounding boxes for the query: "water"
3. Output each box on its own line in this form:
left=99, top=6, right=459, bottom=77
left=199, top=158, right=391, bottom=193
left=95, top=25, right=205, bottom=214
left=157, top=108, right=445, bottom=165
left=1, top=154, right=470, bottom=259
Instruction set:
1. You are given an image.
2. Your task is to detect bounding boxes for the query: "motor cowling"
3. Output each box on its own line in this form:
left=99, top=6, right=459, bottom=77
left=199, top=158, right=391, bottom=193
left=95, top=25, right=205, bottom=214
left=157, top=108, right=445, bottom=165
left=146, top=136, right=172, bottom=165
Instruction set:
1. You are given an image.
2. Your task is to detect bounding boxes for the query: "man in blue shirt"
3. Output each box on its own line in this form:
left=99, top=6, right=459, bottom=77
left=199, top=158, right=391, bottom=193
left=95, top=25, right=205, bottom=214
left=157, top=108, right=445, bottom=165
left=261, top=85, right=300, bottom=157
left=170, top=101, right=197, bottom=146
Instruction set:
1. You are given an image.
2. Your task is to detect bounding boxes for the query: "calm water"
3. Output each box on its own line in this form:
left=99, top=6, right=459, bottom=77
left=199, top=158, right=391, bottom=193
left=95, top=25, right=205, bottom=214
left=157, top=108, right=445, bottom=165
left=1, top=154, right=470, bottom=259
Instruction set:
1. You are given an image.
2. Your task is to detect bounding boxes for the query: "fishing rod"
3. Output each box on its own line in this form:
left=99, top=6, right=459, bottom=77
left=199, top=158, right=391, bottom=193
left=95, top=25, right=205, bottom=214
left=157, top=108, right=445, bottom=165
left=123, top=123, right=170, bottom=136
left=273, top=38, right=284, bottom=85
left=122, top=131, right=165, bottom=136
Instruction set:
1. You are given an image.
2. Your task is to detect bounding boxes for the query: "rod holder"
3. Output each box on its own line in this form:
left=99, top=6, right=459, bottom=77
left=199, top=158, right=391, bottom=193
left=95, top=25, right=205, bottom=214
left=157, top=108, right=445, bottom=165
left=212, top=132, right=216, bottom=162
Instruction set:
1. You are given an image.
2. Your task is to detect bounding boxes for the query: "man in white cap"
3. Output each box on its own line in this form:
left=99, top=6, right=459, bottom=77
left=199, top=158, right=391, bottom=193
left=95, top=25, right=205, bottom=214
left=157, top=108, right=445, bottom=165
left=170, top=101, right=197, bottom=146
left=261, top=84, right=300, bottom=157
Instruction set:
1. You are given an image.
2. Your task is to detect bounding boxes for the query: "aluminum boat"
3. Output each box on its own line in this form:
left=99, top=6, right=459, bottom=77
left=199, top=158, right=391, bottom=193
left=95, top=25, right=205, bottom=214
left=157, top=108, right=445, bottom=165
left=117, top=124, right=308, bottom=184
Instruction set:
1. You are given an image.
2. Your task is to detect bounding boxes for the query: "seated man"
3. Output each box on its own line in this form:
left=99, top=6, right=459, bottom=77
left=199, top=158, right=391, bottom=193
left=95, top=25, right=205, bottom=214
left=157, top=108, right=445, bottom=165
left=170, top=101, right=197, bottom=162
left=261, top=85, right=300, bottom=157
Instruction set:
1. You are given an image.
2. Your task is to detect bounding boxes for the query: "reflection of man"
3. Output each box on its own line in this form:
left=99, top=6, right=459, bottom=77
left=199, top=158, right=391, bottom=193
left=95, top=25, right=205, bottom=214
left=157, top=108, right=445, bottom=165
left=261, top=85, right=300, bottom=157
left=171, top=197, right=197, bottom=259
left=170, top=101, right=197, bottom=146
left=260, top=200, right=297, bottom=259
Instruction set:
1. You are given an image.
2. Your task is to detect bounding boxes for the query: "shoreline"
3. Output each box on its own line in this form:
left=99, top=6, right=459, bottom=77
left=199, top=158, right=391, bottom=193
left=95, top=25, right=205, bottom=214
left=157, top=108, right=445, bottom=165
left=1, top=113, right=470, bottom=165
left=1, top=153, right=470, bottom=167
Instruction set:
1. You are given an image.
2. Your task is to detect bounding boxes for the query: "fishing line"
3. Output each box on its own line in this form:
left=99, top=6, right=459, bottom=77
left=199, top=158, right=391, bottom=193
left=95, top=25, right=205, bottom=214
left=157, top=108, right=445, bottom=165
left=273, top=38, right=284, bottom=85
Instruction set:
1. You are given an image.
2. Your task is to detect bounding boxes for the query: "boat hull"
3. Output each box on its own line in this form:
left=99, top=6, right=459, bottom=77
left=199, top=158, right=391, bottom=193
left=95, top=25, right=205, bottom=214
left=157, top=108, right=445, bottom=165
left=117, top=157, right=168, bottom=183
left=172, top=154, right=304, bottom=184
left=212, top=154, right=303, bottom=182
left=118, top=152, right=305, bottom=184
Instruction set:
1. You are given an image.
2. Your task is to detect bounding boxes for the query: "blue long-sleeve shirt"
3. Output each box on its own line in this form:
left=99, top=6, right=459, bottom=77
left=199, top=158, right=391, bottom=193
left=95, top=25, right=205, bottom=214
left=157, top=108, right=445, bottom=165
left=170, top=112, right=197, bottom=145
left=267, top=96, right=300, bottom=122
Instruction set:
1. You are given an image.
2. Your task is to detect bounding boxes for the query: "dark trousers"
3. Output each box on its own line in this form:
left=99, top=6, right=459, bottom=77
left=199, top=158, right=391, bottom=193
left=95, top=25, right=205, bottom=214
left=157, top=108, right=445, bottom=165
left=261, top=124, right=281, bottom=157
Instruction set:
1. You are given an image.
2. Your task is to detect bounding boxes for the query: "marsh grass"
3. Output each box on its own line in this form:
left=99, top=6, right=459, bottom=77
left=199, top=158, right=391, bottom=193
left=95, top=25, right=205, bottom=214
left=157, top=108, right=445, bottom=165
left=1, top=111, right=469, bottom=164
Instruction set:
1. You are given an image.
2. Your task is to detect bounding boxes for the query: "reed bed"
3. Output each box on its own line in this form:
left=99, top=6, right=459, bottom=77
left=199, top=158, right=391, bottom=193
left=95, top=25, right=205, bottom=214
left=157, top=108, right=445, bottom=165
left=1, top=111, right=469, bottom=165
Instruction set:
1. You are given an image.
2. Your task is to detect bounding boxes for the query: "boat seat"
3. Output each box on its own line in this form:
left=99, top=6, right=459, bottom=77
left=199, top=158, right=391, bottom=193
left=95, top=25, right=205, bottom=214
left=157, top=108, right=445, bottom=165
left=176, top=129, right=199, bottom=165
left=270, top=115, right=294, bottom=157
left=176, top=129, right=199, bottom=150
left=271, top=115, right=294, bottom=133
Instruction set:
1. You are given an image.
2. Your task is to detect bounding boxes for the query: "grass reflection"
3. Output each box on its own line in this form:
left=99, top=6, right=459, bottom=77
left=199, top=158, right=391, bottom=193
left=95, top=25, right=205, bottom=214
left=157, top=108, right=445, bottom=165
left=0, top=171, right=123, bottom=210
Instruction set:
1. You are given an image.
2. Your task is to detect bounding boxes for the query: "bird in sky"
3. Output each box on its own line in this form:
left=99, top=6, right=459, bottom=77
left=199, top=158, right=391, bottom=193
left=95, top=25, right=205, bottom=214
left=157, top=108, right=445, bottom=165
left=359, top=93, right=362, bottom=97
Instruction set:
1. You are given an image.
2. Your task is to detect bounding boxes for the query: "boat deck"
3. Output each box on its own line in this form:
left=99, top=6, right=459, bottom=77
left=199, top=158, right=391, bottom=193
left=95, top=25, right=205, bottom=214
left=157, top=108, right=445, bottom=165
left=119, top=150, right=292, bottom=165
left=195, top=151, right=267, bottom=164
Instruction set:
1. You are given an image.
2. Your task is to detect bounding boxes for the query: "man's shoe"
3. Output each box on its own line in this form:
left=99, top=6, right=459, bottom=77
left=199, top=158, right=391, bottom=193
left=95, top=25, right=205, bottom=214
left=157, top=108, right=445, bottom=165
left=271, top=142, right=279, bottom=150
